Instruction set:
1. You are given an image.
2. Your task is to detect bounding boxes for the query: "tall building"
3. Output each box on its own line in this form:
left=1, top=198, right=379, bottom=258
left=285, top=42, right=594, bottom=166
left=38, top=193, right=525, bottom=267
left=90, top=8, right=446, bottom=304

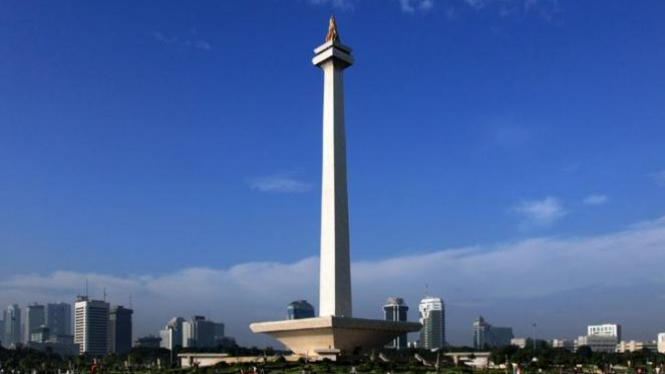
left=25, top=303, right=46, bottom=343
left=108, top=306, right=133, bottom=354
left=419, top=297, right=446, bottom=349
left=3, top=304, right=22, bottom=346
left=0, top=317, right=4, bottom=346
left=74, top=297, right=110, bottom=355
left=657, top=333, right=665, bottom=354
left=287, top=301, right=315, bottom=320
left=182, top=316, right=217, bottom=348
left=473, top=316, right=514, bottom=349
left=384, top=297, right=409, bottom=349
left=45, top=303, right=72, bottom=337
left=160, top=317, right=184, bottom=351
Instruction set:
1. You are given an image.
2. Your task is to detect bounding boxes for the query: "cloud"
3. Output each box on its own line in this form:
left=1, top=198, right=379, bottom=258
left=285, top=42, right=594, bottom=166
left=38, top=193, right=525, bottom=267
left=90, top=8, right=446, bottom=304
left=250, top=176, right=312, bottom=193
left=308, top=0, right=356, bottom=9
left=3, top=216, right=665, bottom=346
left=511, top=196, right=566, bottom=228
left=461, top=0, right=561, bottom=21
left=650, top=170, right=665, bottom=187
left=399, top=0, right=435, bottom=13
left=151, top=32, right=211, bottom=51
left=583, top=194, right=609, bottom=206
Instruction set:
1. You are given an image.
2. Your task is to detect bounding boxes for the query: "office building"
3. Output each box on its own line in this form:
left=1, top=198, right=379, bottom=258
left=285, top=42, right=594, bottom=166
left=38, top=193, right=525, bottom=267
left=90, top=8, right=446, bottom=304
left=287, top=300, right=315, bottom=320
left=45, top=303, right=72, bottom=337
left=0, top=317, right=4, bottom=346
left=3, top=304, right=22, bottom=346
left=74, top=297, right=110, bottom=355
left=384, top=297, right=409, bottom=349
left=108, top=306, right=133, bottom=354
left=588, top=324, right=621, bottom=340
left=160, top=317, right=184, bottom=351
left=473, top=316, right=514, bottom=349
left=25, top=303, right=46, bottom=343
left=182, top=316, right=217, bottom=348
left=616, top=340, right=657, bottom=353
left=576, top=323, right=622, bottom=353
left=419, top=297, right=446, bottom=349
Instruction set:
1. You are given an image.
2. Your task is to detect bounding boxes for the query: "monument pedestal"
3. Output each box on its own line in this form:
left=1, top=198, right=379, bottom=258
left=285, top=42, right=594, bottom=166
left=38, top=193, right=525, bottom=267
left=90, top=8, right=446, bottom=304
left=250, top=316, right=421, bottom=359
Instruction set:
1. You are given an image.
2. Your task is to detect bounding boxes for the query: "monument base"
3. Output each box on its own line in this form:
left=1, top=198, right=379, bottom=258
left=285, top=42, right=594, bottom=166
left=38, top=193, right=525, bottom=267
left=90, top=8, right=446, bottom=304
left=250, top=316, right=421, bottom=358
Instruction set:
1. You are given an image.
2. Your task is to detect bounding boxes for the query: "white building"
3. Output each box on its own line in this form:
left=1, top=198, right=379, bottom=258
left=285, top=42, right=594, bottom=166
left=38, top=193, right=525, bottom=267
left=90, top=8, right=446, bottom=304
left=616, top=340, right=657, bottom=353
left=419, top=297, right=446, bottom=349
left=511, top=338, right=527, bottom=348
left=588, top=324, right=621, bottom=339
left=74, top=297, right=109, bottom=355
left=160, top=317, right=184, bottom=350
left=658, top=333, right=665, bottom=354
left=182, top=316, right=224, bottom=348
left=575, top=324, right=622, bottom=353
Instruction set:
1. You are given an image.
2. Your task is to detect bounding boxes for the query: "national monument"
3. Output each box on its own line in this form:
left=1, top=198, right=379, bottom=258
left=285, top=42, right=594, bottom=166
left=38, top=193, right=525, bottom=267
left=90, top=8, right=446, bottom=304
left=249, top=17, right=422, bottom=359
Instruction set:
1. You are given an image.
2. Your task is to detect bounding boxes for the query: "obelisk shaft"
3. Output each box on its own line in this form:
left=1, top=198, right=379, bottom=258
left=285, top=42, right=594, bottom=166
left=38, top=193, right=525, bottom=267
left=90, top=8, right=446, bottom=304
left=313, top=20, right=354, bottom=318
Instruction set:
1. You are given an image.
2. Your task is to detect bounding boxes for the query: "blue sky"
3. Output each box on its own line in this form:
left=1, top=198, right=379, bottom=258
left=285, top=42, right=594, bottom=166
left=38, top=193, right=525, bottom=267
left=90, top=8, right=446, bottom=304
left=1, top=0, right=665, bottom=346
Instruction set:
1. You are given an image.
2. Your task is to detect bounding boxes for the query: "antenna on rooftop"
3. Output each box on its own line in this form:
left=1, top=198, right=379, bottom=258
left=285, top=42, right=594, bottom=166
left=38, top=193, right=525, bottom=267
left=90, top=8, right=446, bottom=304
left=103, top=287, right=107, bottom=301
left=129, top=293, right=133, bottom=309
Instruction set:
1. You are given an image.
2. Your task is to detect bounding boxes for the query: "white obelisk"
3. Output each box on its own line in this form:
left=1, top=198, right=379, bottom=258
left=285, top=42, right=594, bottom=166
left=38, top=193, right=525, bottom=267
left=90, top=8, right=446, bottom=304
left=313, top=16, right=354, bottom=318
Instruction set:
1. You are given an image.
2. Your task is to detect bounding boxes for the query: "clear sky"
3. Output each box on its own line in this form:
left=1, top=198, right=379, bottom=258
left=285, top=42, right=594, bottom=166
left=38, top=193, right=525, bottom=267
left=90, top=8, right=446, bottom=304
left=1, top=0, right=664, bottom=346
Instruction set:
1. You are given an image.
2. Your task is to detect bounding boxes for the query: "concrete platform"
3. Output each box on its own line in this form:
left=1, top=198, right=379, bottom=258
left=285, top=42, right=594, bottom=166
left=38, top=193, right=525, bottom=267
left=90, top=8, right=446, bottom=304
left=250, top=316, right=421, bottom=358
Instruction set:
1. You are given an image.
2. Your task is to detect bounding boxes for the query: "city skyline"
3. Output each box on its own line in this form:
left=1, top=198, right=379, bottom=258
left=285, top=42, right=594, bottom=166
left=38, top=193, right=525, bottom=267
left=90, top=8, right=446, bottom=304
left=1, top=0, right=665, bottom=347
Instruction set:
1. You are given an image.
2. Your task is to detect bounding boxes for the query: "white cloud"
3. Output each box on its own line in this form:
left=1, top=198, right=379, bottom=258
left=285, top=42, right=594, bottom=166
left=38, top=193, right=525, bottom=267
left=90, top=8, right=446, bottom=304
left=250, top=176, right=312, bottom=193
left=583, top=194, right=609, bottom=206
left=651, top=170, right=665, bottom=187
left=308, top=0, right=355, bottom=9
left=152, top=32, right=211, bottom=51
left=399, top=0, right=435, bottom=13
left=511, top=196, right=566, bottom=227
left=3, top=216, right=665, bottom=346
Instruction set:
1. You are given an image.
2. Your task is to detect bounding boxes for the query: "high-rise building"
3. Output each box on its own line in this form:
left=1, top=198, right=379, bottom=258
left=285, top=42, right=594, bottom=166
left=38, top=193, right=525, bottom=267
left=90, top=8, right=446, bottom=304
left=287, top=301, right=315, bottom=320
left=0, top=317, right=4, bottom=346
left=3, top=304, right=22, bottom=346
left=108, top=306, right=133, bottom=354
left=74, top=297, right=110, bottom=355
left=182, top=316, right=216, bottom=348
left=45, top=303, right=72, bottom=337
left=419, top=297, right=446, bottom=349
left=473, top=316, right=514, bottom=349
left=384, top=297, right=409, bottom=349
left=25, top=303, right=46, bottom=343
left=657, top=333, right=665, bottom=354
left=160, top=317, right=184, bottom=351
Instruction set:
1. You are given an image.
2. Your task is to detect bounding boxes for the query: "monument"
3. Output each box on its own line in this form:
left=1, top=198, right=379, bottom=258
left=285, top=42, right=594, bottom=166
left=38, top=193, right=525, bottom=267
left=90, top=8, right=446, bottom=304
left=249, top=16, right=421, bottom=359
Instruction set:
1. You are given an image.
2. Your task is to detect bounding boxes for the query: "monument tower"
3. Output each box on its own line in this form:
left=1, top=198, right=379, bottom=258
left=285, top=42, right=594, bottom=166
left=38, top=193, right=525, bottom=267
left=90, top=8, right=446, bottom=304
left=250, top=17, right=421, bottom=359
left=315, top=15, right=353, bottom=319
